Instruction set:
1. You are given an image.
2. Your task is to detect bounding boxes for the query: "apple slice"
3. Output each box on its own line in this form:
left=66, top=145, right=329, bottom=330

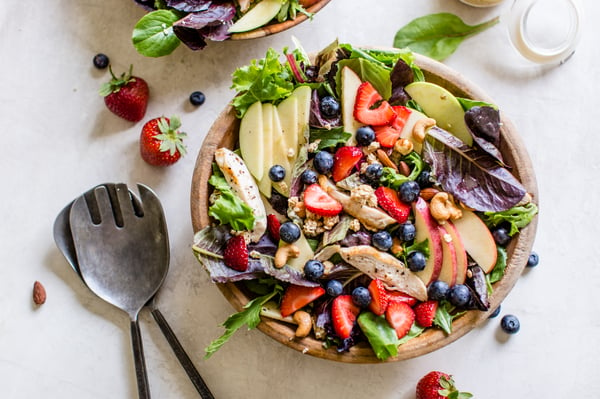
left=445, top=221, right=468, bottom=285
left=294, top=85, right=312, bottom=145
left=239, top=100, right=264, bottom=181
left=412, top=197, right=443, bottom=286
left=340, top=66, right=364, bottom=145
left=437, top=224, right=458, bottom=286
left=451, top=209, right=498, bottom=273
left=271, top=107, right=292, bottom=196
left=399, top=108, right=428, bottom=154
left=404, top=81, right=472, bottom=146
left=277, top=93, right=298, bottom=160
left=228, top=0, right=282, bottom=33
left=285, top=231, right=315, bottom=273
left=256, top=103, right=277, bottom=197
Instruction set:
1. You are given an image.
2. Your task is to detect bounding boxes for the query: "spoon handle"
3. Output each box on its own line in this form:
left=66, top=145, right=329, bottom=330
left=151, top=308, right=215, bottom=399
left=130, top=320, right=152, bottom=399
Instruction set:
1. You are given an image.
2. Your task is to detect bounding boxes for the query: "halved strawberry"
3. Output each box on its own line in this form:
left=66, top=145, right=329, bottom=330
left=374, top=186, right=411, bottom=223
left=303, top=183, right=343, bottom=216
left=223, top=235, right=249, bottom=272
left=332, top=146, right=363, bottom=182
left=414, top=300, right=438, bottom=328
left=373, top=106, right=412, bottom=148
left=385, top=301, right=415, bottom=339
left=266, top=214, right=281, bottom=242
left=367, top=279, right=389, bottom=316
left=280, top=284, right=326, bottom=318
left=331, top=295, right=361, bottom=339
left=353, top=82, right=397, bottom=126
left=387, top=290, right=418, bottom=307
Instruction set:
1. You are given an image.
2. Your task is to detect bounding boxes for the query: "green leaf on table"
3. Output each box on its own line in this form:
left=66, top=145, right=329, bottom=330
left=393, top=13, right=499, bottom=61
left=132, top=10, right=182, bottom=58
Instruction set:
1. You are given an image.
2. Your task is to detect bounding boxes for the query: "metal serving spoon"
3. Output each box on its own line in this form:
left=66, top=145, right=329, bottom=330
left=54, top=183, right=214, bottom=399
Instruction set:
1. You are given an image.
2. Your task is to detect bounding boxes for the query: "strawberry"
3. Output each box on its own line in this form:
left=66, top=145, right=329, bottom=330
left=223, top=235, right=249, bottom=272
left=374, top=186, right=411, bottom=223
left=416, top=371, right=472, bottom=399
left=266, top=214, right=281, bottom=242
left=99, top=65, right=149, bottom=122
left=303, top=183, right=343, bottom=216
left=353, top=82, right=397, bottom=126
left=140, top=116, right=187, bottom=166
left=280, top=284, right=326, bottom=317
left=385, top=301, right=415, bottom=339
left=332, top=146, right=363, bottom=182
left=367, top=279, right=389, bottom=316
left=331, top=295, right=360, bottom=339
left=373, top=106, right=413, bottom=148
left=414, top=300, right=439, bottom=328
left=387, top=290, right=418, bottom=307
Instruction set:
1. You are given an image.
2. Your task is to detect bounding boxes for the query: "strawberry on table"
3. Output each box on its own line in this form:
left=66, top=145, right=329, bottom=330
left=353, top=82, right=397, bottom=126
left=414, top=300, right=438, bottom=328
left=303, top=183, right=343, bottom=216
left=99, top=65, right=149, bottom=122
left=367, top=279, right=389, bottom=316
left=140, top=116, right=187, bottom=166
left=280, top=284, right=326, bottom=317
left=332, top=146, right=363, bottom=182
left=331, top=295, right=360, bottom=339
left=385, top=301, right=415, bottom=339
left=223, top=235, right=249, bottom=272
left=416, top=371, right=472, bottom=399
left=374, top=105, right=412, bottom=148
left=374, top=186, right=411, bottom=223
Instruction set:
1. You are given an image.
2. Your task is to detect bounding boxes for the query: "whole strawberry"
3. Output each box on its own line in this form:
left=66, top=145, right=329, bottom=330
left=99, top=65, right=149, bottom=122
left=140, top=116, right=187, bottom=166
left=416, top=371, right=472, bottom=399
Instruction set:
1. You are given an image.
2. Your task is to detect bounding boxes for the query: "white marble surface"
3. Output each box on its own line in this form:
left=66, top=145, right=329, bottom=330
left=1, top=0, right=598, bottom=398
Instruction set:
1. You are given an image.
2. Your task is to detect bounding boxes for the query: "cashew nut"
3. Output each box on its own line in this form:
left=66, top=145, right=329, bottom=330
left=293, top=310, right=312, bottom=338
left=430, top=192, right=462, bottom=224
left=394, top=138, right=414, bottom=155
left=274, top=243, right=300, bottom=268
left=412, top=117, right=436, bottom=143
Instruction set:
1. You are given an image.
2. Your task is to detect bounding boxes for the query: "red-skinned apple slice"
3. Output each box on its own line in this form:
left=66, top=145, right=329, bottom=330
left=437, top=224, right=457, bottom=286
left=445, top=221, right=468, bottom=284
left=451, top=209, right=498, bottom=273
left=412, top=197, right=443, bottom=286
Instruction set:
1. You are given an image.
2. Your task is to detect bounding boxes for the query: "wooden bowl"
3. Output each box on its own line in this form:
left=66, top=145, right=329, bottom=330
left=190, top=53, right=538, bottom=363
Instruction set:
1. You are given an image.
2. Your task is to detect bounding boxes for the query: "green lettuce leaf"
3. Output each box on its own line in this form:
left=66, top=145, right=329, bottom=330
left=357, top=312, right=399, bottom=360
left=208, top=174, right=255, bottom=231
left=433, top=300, right=465, bottom=335
left=132, top=10, right=182, bottom=58
left=335, top=57, right=393, bottom=100
left=481, top=202, right=539, bottom=236
left=309, top=126, right=352, bottom=150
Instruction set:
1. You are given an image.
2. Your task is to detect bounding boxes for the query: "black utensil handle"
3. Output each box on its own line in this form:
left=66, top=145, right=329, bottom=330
left=130, top=320, right=152, bottom=399
left=151, top=308, right=215, bottom=399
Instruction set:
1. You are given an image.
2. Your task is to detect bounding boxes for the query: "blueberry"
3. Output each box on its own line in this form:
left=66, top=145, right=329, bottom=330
left=492, top=227, right=511, bottom=246
left=489, top=304, right=502, bottom=319
left=398, top=180, right=421, bottom=203
left=447, top=284, right=472, bottom=307
left=500, top=314, right=520, bottom=334
left=189, top=91, right=206, bottom=106
left=364, top=163, right=383, bottom=182
left=304, top=66, right=318, bottom=82
left=356, top=126, right=376, bottom=146
left=351, top=286, right=372, bottom=308
left=396, top=222, right=416, bottom=242
left=93, top=53, right=110, bottom=69
left=300, top=169, right=318, bottom=185
left=372, top=231, right=393, bottom=251
left=416, top=170, right=433, bottom=188
left=319, top=96, right=341, bottom=118
left=427, top=280, right=449, bottom=301
left=313, top=151, right=334, bottom=174
left=527, top=251, right=539, bottom=267
left=279, top=222, right=301, bottom=243
left=304, top=260, right=325, bottom=281
left=406, top=251, right=426, bottom=272
left=326, top=279, right=344, bottom=297
left=268, top=165, right=286, bottom=182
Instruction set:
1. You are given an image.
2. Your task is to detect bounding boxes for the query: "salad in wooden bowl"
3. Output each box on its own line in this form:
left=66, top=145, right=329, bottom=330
left=131, top=0, right=331, bottom=57
left=190, top=40, right=538, bottom=362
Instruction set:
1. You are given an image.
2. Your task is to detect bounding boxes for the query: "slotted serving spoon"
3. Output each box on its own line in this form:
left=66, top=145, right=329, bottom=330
left=53, top=183, right=214, bottom=398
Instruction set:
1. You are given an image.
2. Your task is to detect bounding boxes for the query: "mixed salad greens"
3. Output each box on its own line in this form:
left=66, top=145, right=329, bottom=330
left=192, top=40, right=537, bottom=360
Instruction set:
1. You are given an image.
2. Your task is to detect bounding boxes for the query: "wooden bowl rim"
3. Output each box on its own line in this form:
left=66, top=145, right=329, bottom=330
left=190, top=51, right=539, bottom=363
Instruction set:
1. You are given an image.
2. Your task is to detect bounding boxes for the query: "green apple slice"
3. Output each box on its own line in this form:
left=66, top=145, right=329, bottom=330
left=399, top=108, right=428, bottom=154
left=228, top=0, right=283, bottom=33
left=294, top=85, right=311, bottom=145
left=285, top=232, right=315, bottom=272
left=271, top=106, right=292, bottom=196
left=258, top=103, right=275, bottom=197
left=239, top=100, right=264, bottom=181
left=404, top=81, right=473, bottom=146
left=277, top=93, right=299, bottom=160
left=340, top=66, right=364, bottom=145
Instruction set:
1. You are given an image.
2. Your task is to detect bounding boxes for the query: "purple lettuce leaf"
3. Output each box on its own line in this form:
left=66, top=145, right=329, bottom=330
left=172, top=3, right=235, bottom=49
left=389, top=58, right=413, bottom=105
left=167, top=0, right=212, bottom=13
left=423, top=126, right=526, bottom=212
left=310, top=90, right=341, bottom=128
